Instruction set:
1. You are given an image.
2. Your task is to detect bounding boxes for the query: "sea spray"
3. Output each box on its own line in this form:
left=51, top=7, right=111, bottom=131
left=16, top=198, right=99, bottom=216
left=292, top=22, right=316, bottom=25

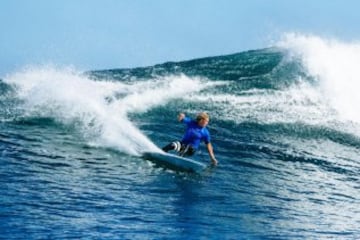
left=3, top=66, right=213, bottom=155
left=279, top=33, right=360, bottom=124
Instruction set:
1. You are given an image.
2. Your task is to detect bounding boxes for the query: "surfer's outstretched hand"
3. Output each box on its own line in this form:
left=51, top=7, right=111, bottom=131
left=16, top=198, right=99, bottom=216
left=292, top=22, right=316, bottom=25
left=178, top=113, right=185, bottom=122
left=211, top=157, right=218, bottom=166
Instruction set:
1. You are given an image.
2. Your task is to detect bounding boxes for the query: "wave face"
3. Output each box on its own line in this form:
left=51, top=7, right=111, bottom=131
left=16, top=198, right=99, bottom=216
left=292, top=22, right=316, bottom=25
left=1, top=34, right=360, bottom=239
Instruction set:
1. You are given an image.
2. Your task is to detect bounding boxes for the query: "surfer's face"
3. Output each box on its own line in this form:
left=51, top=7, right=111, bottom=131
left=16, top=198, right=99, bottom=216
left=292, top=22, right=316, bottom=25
left=198, top=118, right=209, bottom=127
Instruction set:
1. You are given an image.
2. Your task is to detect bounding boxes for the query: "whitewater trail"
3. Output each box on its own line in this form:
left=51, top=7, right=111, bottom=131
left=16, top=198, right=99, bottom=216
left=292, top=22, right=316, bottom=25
left=4, top=66, right=218, bottom=155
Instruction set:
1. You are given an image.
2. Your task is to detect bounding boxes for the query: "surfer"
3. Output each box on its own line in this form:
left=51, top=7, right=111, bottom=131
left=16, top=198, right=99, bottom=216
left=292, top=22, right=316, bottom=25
left=162, top=112, right=218, bottom=166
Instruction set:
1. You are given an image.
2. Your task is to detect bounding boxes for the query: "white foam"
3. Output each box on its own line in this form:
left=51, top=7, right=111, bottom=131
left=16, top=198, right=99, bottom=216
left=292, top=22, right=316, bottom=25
left=187, top=33, right=360, bottom=138
left=4, top=66, right=212, bottom=155
left=278, top=33, right=360, bottom=124
left=189, top=81, right=334, bottom=126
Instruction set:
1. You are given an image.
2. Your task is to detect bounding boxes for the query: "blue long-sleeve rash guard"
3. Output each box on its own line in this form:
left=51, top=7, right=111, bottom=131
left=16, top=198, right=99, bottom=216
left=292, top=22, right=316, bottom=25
left=181, top=117, right=211, bottom=149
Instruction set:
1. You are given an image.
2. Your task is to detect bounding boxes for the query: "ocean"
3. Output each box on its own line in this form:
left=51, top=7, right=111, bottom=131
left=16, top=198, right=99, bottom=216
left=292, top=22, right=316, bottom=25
left=1, top=35, right=360, bottom=239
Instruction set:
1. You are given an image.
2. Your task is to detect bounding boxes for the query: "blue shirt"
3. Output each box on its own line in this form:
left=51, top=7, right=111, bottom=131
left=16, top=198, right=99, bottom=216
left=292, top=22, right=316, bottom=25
left=181, top=117, right=211, bottom=149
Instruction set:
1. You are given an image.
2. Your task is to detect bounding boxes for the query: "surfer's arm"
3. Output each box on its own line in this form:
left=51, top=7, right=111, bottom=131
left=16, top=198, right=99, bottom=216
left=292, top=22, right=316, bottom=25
left=206, top=142, right=218, bottom=166
left=178, top=113, right=191, bottom=124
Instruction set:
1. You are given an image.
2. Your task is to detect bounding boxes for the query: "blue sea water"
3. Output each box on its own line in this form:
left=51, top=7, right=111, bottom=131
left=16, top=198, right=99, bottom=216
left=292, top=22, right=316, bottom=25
left=1, top=35, right=360, bottom=239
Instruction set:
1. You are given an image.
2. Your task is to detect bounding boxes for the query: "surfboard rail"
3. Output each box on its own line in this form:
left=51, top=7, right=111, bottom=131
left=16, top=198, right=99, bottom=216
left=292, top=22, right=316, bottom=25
left=143, top=151, right=208, bottom=173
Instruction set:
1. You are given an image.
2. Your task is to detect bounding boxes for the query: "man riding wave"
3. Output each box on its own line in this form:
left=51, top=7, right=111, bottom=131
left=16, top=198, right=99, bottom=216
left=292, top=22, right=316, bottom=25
left=162, top=112, right=218, bottom=166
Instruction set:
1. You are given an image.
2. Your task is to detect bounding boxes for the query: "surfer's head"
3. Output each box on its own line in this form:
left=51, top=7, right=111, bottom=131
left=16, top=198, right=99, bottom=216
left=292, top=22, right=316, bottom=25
left=196, top=112, right=209, bottom=127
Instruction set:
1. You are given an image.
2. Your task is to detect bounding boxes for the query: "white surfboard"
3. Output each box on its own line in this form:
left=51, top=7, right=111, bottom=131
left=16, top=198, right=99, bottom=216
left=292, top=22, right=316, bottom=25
left=143, top=151, right=208, bottom=173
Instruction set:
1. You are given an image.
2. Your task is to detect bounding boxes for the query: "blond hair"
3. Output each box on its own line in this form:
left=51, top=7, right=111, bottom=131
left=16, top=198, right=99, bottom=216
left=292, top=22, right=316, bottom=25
left=196, top=112, right=209, bottom=122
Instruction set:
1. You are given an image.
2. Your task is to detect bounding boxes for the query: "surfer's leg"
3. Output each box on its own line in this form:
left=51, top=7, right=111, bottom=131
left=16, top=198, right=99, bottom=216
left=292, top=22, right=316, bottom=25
left=186, top=146, right=196, bottom=156
left=179, top=144, right=196, bottom=157
left=162, top=141, right=181, bottom=152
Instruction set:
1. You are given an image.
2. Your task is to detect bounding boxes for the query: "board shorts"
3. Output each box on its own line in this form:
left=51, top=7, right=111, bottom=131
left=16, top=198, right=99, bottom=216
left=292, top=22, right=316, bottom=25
left=162, top=141, right=196, bottom=157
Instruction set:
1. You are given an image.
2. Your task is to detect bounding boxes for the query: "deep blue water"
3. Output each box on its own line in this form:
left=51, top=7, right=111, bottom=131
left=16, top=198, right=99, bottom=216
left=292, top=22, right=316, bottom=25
left=1, top=43, right=360, bottom=239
